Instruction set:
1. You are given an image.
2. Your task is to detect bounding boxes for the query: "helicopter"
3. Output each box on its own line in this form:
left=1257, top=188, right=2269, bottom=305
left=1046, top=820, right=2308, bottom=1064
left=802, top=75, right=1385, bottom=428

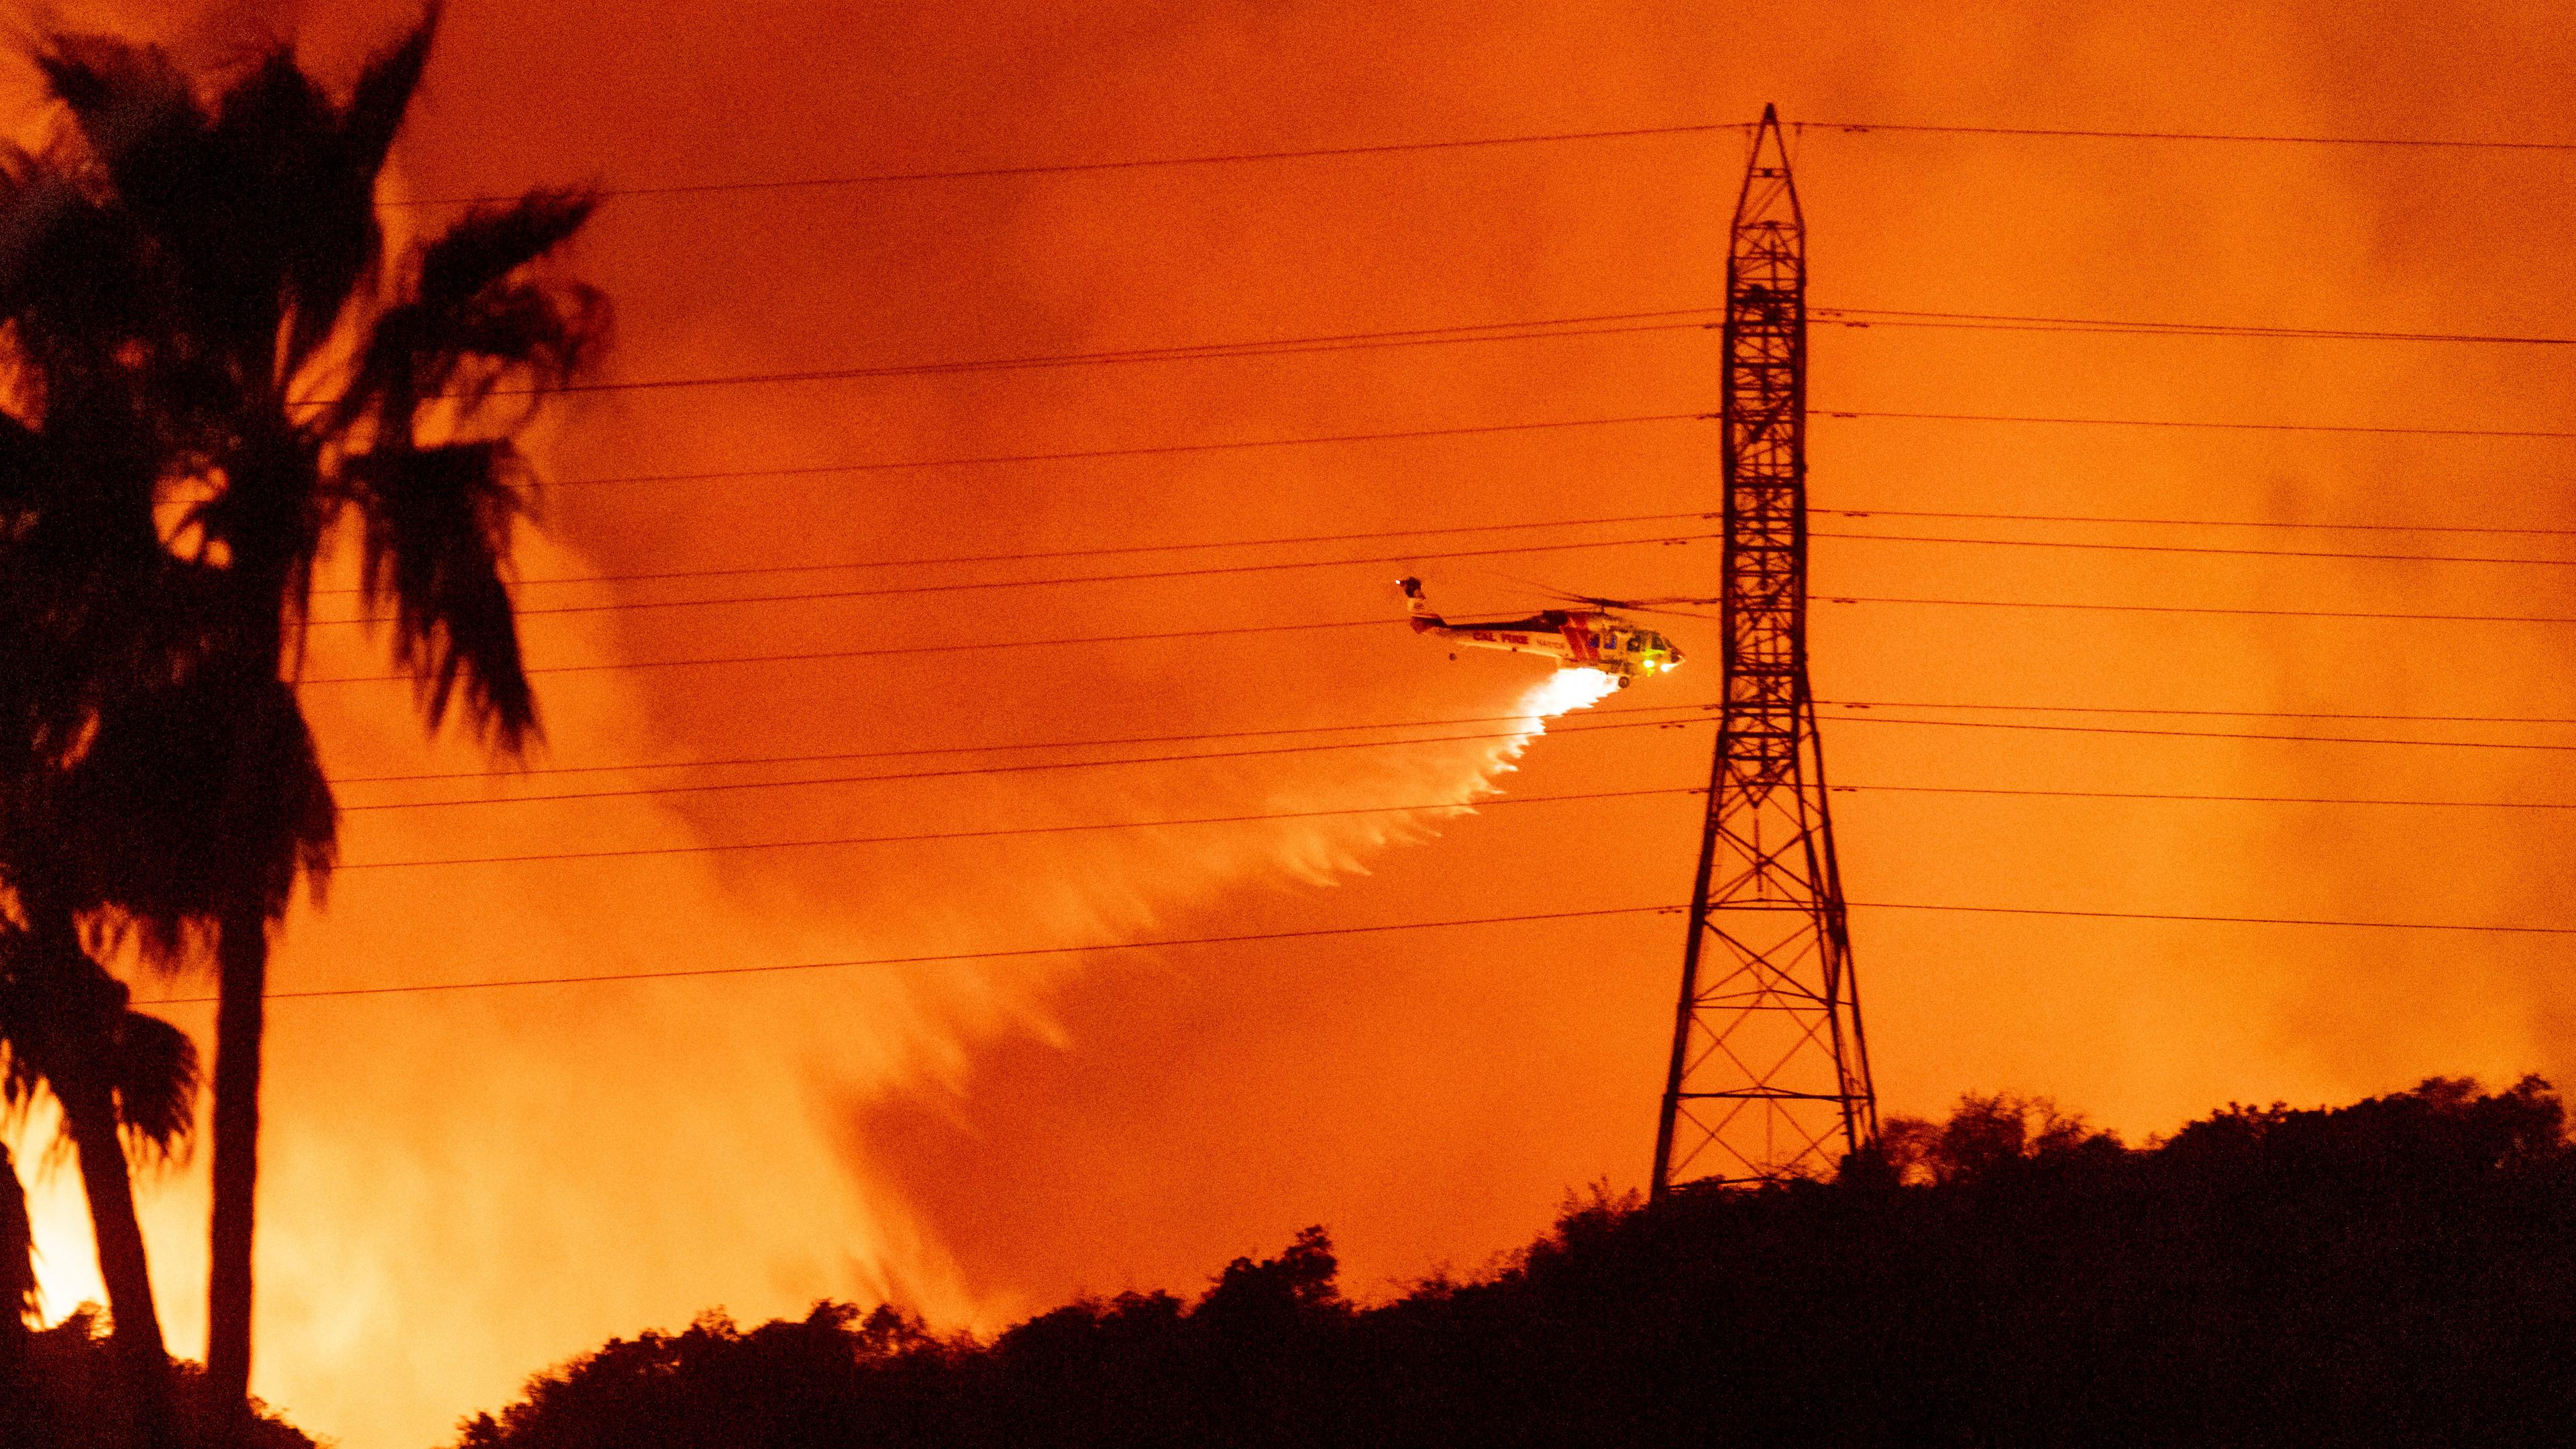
left=1398, top=576, right=1686, bottom=687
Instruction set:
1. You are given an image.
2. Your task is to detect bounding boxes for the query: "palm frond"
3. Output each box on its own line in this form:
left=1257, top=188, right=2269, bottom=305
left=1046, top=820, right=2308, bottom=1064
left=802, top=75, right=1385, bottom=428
left=265, top=5, right=442, bottom=374
left=341, top=440, right=537, bottom=749
left=109, top=1010, right=197, bottom=1163
left=337, top=191, right=602, bottom=431
left=344, top=8, right=439, bottom=188
left=50, top=671, right=337, bottom=941
left=205, top=50, right=346, bottom=373
left=30, top=35, right=204, bottom=215
left=418, top=191, right=596, bottom=314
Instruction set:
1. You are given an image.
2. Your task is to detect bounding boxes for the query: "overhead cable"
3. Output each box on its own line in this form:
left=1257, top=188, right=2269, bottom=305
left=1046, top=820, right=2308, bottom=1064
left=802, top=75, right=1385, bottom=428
left=329, top=700, right=1717, bottom=786
left=299, top=588, right=2576, bottom=686
left=1816, top=305, right=2576, bottom=346
left=391, top=113, right=2576, bottom=217
left=133, top=892, right=2576, bottom=1008
left=310, top=530, right=1721, bottom=627
left=1831, top=713, right=2576, bottom=753
left=1824, top=409, right=2576, bottom=440
left=1803, top=119, right=2576, bottom=152
left=1839, top=783, right=2576, bottom=812
left=396, top=121, right=1752, bottom=208
left=1813, top=594, right=2576, bottom=627
left=318, top=508, right=1721, bottom=596
left=1813, top=529, right=2576, bottom=570
left=1821, top=699, right=2576, bottom=725
left=535, top=318, right=1718, bottom=398
left=547, top=411, right=1709, bottom=492
left=334, top=786, right=1698, bottom=870
left=301, top=617, right=1400, bottom=685
left=337, top=696, right=2576, bottom=804
left=1855, top=901, right=2576, bottom=934
left=337, top=719, right=1715, bottom=812
left=309, top=527, right=2576, bottom=630
left=1817, top=506, right=2576, bottom=539
left=140, top=904, right=1686, bottom=1005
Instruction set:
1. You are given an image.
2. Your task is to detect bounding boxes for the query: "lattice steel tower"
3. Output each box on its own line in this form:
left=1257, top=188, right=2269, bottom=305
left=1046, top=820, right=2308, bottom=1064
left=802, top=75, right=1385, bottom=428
left=1652, top=107, right=1876, bottom=1193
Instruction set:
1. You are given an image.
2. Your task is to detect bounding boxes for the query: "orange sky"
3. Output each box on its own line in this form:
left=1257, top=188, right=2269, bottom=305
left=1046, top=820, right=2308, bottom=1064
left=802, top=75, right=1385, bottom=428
left=13, top=1, right=2576, bottom=1444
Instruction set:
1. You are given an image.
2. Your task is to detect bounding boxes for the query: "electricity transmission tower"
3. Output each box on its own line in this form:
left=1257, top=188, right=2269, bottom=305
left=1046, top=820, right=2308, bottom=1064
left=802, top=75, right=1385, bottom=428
left=1651, top=107, right=1877, bottom=1194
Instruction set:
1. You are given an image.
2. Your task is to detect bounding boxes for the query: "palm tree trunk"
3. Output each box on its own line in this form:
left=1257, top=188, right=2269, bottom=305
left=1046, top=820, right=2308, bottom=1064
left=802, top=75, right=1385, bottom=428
left=205, top=907, right=266, bottom=1419
left=59, top=1062, right=176, bottom=1446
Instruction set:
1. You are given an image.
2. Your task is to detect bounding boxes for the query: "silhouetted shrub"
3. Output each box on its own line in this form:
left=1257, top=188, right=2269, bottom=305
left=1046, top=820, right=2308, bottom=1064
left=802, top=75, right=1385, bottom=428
left=9, top=1307, right=315, bottom=1449
left=455, top=1076, right=2576, bottom=1448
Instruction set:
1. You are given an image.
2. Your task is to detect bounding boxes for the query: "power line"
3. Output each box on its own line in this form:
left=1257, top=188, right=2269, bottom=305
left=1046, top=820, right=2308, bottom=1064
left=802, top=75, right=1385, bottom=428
left=333, top=696, right=2576, bottom=803
left=338, top=718, right=1714, bottom=812
left=1830, top=713, right=2576, bottom=753
left=1813, top=529, right=2576, bottom=570
left=534, top=317, right=1719, bottom=398
left=320, top=509, right=1721, bottom=596
left=1856, top=900, right=2576, bottom=934
left=1815, top=594, right=2576, bottom=627
left=310, top=530, right=1720, bottom=626
left=1803, top=119, right=2576, bottom=153
left=461, top=294, right=2576, bottom=405
left=396, top=121, right=1753, bottom=209
left=335, top=786, right=1695, bottom=871
left=1817, top=505, right=2576, bottom=540
left=511, top=401, right=2576, bottom=512
left=330, top=701, right=1717, bottom=786
left=131, top=889, right=2576, bottom=1007
left=299, top=584, right=2576, bottom=687
left=306, top=503, right=2576, bottom=608
left=301, top=616, right=1400, bottom=685
left=1838, top=783, right=2576, bottom=812
left=1823, top=699, right=2576, bottom=726
left=1816, top=305, right=2576, bottom=346
left=335, top=757, right=2576, bottom=821
left=305, top=525, right=2576, bottom=631
left=445, top=297, right=2576, bottom=411
left=511, top=402, right=2576, bottom=509
left=545, top=411, right=1709, bottom=492
left=136, top=903, right=1688, bottom=1005
left=390, top=112, right=2576, bottom=219
left=1823, top=409, right=2576, bottom=441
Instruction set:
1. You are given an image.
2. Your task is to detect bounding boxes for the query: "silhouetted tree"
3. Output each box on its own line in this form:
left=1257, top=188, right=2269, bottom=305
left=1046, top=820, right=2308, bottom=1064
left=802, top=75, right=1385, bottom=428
left=451, top=1077, right=2576, bottom=1449
left=16, top=1307, right=320, bottom=1449
left=0, top=918, right=199, bottom=1444
left=1875, top=1089, right=2113, bottom=1185
left=0, top=10, right=603, bottom=1419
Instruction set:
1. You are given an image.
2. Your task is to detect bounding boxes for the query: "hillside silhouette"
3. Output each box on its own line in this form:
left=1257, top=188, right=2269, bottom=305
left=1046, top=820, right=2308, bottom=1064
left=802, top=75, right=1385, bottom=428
left=449, top=1075, right=2576, bottom=1448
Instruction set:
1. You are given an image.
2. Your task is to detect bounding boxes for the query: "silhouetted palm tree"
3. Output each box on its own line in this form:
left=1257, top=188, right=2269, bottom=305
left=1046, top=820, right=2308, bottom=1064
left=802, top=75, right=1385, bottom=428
left=0, top=920, right=199, bottom=1442
left=4, top=7, right=602, bottom=1417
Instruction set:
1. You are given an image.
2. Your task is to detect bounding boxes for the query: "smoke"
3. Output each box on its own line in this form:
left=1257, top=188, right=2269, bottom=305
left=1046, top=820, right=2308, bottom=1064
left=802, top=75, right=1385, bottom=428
left=9, top=1, right=2576, bottom=1445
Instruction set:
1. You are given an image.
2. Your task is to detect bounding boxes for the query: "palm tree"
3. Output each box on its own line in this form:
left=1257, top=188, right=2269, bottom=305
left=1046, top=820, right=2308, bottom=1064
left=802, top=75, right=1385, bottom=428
left=0, top=920, right=200, bottom=1443
left=7, top=9, right=603, bottom=1417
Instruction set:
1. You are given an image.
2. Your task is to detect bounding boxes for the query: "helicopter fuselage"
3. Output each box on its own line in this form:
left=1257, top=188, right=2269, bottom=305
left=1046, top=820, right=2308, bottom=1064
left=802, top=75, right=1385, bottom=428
left=1400, top=581, right=1684, bottom=686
